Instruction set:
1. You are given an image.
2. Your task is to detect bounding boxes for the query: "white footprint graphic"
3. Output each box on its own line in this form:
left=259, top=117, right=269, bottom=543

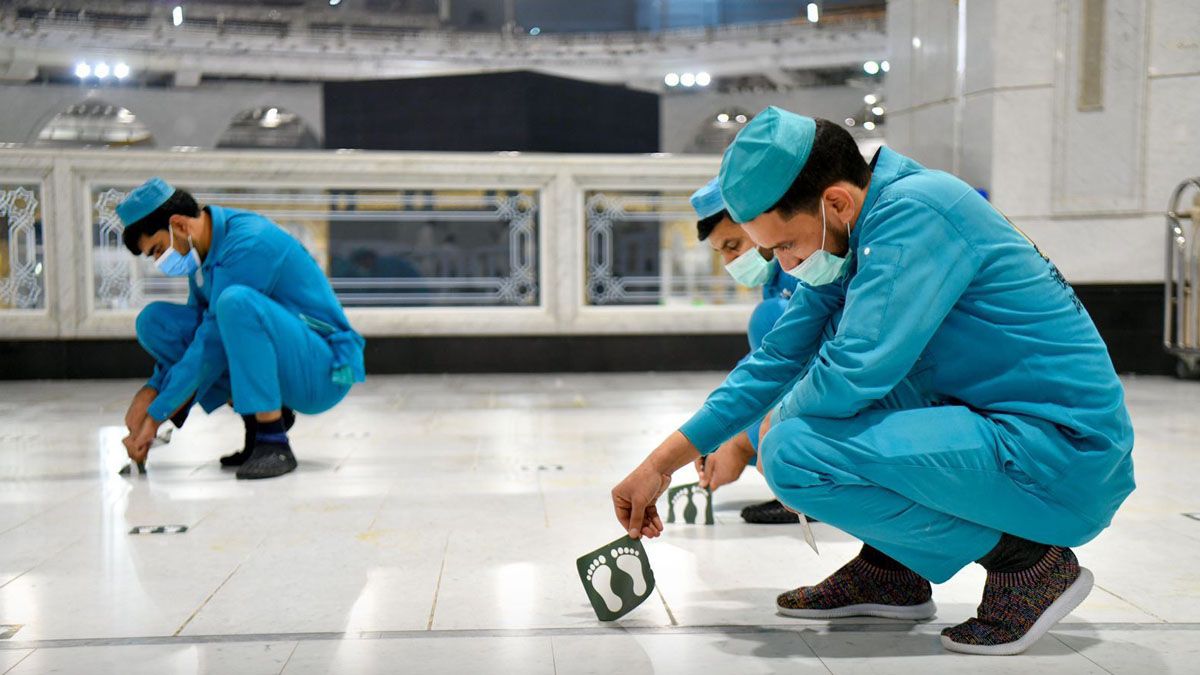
left=586, top=555, right=623, bottom=613
left=612, top=547, right=647, bottom=596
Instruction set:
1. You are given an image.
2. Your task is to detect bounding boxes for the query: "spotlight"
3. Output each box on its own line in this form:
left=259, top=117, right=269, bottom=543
left=864, top=94, right=877, bottom=105
left=806, top=3, right=819, bottom=23
left=863, top=61, right=880, bottom=75
left=664, top=72, right=679, bottom=87
left=881, top=60, right=890, bottom=72
left=172, top=5, right=183, bottom=26
left=330, top=0, right=343, bottom=5
left=872, top=106, right=885, bottom=116
left=734, top=114, right=747, bottom=123
left=912, top=37, right=922, bottom=49
left=74, top=62, right=91, bottom=78
left=695, top=71, right=711, bottom=86
left=529, top=26, right=541, bottom=35
left=863, top=121, right=876, bottom=131
left=114, top=63, right=130, bottom=79
left=93, top=62, right=110, bottom=79
left=845, top=118, right=856, bottom=126
left=717, top=113, right=730, bottom=123
left=680, top=72, right=696, bottom=87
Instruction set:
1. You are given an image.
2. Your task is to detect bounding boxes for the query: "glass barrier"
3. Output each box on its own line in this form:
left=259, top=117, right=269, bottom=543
left=92, top=185, right=539, bottom=310
left=0, top=184, right=45, bottom=310
left=584, top=190, right=755, bottom=306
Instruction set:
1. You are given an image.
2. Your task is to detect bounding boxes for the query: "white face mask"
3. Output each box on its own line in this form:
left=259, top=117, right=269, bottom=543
left=786, top=199, right=851, bottom=286
left=724, top=247, right=773, bottom=287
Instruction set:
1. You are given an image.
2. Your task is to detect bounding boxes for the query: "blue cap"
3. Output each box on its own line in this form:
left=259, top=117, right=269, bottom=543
left=689, top=177, right=726, bottom=220
left=116, top=177, right=175, bottom=227
left=718, top=107, right=816, bottom=223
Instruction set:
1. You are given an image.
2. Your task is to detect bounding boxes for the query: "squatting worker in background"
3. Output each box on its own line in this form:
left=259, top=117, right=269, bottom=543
left=118, top=178, right=366, bottom=479
left=689, top=176, right=806, bottom=524
left=611, top=107, right=1134, bottom=656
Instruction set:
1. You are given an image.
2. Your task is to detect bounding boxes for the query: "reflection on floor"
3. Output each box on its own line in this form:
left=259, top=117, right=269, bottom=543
left=0, top=374, right=1197, bottom=674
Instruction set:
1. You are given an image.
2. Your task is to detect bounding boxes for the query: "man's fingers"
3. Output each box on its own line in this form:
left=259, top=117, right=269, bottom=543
left=626, top=497, right=646, bottom=538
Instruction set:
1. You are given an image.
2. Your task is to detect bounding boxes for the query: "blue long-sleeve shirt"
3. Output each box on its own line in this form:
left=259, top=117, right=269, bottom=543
left=146, top=206, right=364, bottom=421
left=680, top=148, right=1133, bottom=474
left=761, top=259, right=799, bottom=302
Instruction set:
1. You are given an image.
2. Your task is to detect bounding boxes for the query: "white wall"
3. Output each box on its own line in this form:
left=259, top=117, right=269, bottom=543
left=886, top=0, right=1200, bottom=284
left=0, top=81, right=324, bottom=149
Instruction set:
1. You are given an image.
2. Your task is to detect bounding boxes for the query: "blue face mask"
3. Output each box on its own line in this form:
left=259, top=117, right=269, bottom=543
left=786, top=200, right=850, bottom=286
left=155, top=226, right=201, bottom=277
left=724, top=247, right=773, bottom=288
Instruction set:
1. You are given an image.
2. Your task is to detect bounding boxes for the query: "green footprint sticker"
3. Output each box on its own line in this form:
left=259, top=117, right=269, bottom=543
left=665, top=482, right=714, bottom=525
left=576, top=535, right=656, bottom=621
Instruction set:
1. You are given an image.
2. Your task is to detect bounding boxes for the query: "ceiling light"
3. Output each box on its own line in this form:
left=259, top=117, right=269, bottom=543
left=717, top=113, right=730, bottom=123
left=807, top=3, right=819, bottom=23
left=872, top=106, right=885, bottom=116
left=172, top=6, right=183, bottom=26
left=912, top=37, right=922, bottom=49
left=735, top=114, right=747, bottom=123
left=114, top=63, right=130, bottom=79
left=93, top=62, right=110, bottom=79
left=845, top=118, right=856, bottom=126
left=863, top=61, right=880, bottom=75
left=664, top=72, right=679, bottom=87
left=680, top=72, right=696, bottom=87
left=529, top=26, right=541, bottom=36
left=330, top=0, right=343, bottom=5
left=881, top=60, right=890, bottom=72
left=74, top=62, right=91, bottom=78
left=863, top=121, right=876, bottom=131
left=864, top=94, right=877, bottom=105
left=695, top=72, right=711, bottom=86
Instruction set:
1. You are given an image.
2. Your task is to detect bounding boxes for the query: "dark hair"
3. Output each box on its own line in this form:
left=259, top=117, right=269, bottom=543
left=696, top=209, right=729, bottom=241
left=767, top=118, right=871, bottom=218
left=121, top=189, right=201, bottom=255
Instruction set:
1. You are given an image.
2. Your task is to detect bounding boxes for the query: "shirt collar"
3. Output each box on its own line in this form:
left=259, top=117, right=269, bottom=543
left=849, top=146, right=901, bottom=249
left=203, top=205, right=227, bottom=266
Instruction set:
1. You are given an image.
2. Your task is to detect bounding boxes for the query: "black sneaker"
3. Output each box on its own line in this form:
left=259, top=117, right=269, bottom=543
left=220, top=408, right=296, bottom=467
left=741, top=499, right=802, bottom=524
left=236, top=441, right=298, bottom=480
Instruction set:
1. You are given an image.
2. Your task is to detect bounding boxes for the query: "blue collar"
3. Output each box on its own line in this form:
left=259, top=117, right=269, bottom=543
left=849, top=146, right=902, bottom=249
left=202, top=205, right=228, bottom=269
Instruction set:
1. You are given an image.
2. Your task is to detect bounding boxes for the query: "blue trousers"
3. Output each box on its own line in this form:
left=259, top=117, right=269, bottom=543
left=759, top=399, right=1107, bottom=583
left=137, top=286, right=351, bottom=416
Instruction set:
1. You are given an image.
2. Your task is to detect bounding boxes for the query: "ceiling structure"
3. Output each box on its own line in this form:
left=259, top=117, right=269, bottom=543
left=0, top=1, right=887, bottom=92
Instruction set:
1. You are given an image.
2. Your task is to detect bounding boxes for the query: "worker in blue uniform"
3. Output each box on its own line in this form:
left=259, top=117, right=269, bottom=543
left=690, top=177, right=808, bottom=524
left=117, top=178, right=365, bottom=479
left=611, top=107, right=1135, bottom=655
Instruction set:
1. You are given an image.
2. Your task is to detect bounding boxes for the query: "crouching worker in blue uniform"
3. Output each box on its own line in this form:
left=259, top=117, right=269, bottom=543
left=611, top=107, right=1135, bottom=655
left=690, top=177, right=808, bottom=525
left=117, top=178, right=365, bottom=479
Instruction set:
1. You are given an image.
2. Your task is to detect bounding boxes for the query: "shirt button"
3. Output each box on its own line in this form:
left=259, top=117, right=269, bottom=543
left=863, top=247, right=871, bottom=256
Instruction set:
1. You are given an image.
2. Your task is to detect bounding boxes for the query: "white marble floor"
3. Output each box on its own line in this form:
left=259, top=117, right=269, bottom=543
left=0, top=373, right=1197, bottom=674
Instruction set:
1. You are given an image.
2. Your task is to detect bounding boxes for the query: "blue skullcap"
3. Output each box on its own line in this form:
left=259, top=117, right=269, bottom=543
left=718, top=107, right=816, bottom=223
left=689, top=177, right=726, bottom=220
left=116, top=177, right=175, bottom=227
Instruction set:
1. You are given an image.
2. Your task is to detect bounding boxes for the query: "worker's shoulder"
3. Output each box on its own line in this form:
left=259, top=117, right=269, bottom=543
left=877, top=167, right=975, bottom=218
left=221, top=207, right=296, bottom=249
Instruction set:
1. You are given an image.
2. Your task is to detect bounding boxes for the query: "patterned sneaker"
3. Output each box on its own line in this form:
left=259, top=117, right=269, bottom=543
left=941, top=547, right=1093, bottom=656
left=776, top=556, right=936, bottom=620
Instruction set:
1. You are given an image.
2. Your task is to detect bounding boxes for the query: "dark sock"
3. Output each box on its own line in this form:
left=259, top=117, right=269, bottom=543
left=976, top=533, right=1051, bottom=573
left=241, top=414, right=257, bottom=450
left=255, top=417, right=289, bottom=445
left=859, top=544, right=910, bottom=572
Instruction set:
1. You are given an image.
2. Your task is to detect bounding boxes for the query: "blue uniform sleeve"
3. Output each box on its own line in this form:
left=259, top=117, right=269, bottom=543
left=678, top=283, right=841, bottom=454
left=144, top=283, right=203, bottom=393
left=776, top=198, right=981, bottom=421
left=147, top=229, right=281, bottom=421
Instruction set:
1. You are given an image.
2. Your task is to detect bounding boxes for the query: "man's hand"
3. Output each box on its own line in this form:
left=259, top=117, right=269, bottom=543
left=124, top=387, right=157, bottom=434
left=695, top=432, right=755, bottom=492
left=122, top=415, right=161, bottom=464
left=612, top=463, right=671, bottom=540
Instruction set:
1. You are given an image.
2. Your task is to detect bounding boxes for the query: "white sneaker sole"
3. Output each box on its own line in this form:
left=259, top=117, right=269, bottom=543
left=941, top=566, right=1094, bottom=656
left=777, top=599, right=937, bottom=620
